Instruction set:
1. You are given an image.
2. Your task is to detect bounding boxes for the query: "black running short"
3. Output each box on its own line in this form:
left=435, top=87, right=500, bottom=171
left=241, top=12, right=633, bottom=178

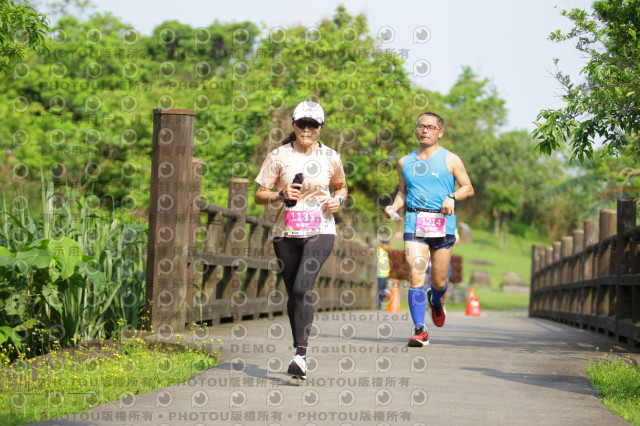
left=403, top=233, right=456, bottom=250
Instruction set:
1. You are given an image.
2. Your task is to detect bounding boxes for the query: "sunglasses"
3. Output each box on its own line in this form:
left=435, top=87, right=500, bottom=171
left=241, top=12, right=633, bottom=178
left=294, top=120, right=321, bottom=130
left=417, top=124, right=441, bottom=132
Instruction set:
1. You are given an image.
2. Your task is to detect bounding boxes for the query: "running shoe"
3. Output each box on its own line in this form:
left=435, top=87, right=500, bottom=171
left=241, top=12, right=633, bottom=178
left=427, top=287, right=446, bottom=327
left=408, top=328, right=429, bottom=347
left=287, top=354, right=308, bottom=379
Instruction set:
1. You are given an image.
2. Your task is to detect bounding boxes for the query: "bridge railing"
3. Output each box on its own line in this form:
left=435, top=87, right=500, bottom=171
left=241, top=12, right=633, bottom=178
left=145, top=108, right=377, bottom=333
left=530, top=197, right=640, bottom=346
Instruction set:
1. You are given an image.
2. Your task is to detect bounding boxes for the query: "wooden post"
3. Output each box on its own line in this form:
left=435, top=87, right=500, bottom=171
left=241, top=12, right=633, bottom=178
left=583, top=221, right=598, bottom=280
left=571, top=230, right=584, bottom=283
left=530, top=245, right=546, bottom=316
left=552, top=242, right=561, bottom=285
left=551, top=242, right=561, bottom=316
left=616, top=197, right=636, bottom=339
left=261, top=198, right=283, bottom=318
left=560, top=236, right=573, bottom=284
left=226, top=178, right=249, bottom=322
left=146, top=108, right=196, bottom=332
left=186, top=157, right=203, bottom=327
left=598, top=210, right=616, bottom=278
left=560, top=236, right=573, bottom=318
left=545, top=246, right=553, bottom=290
left=583, top=220, right=598, bottom=323
left=596, top=209, right=616, bottom=333
left=245, top=219, right=262, bottom=319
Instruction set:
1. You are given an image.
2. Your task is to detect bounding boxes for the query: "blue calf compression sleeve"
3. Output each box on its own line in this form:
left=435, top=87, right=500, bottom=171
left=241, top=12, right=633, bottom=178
left=408, top=286, right=427, bottom=329
left=430, top=281, right=448, bottom=305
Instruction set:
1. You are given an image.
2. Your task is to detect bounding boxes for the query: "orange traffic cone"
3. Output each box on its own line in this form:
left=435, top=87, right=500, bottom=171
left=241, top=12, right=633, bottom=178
left=465, top=288, right=481, bottom=316
left=387, top=279, right=401, bottom=313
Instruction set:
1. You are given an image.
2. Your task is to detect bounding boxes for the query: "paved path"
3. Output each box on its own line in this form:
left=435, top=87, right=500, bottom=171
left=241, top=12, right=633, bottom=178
left=35, top=310, right=638, bottom=426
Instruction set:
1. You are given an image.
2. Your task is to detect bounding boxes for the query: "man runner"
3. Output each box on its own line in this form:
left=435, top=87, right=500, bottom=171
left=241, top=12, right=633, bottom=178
left=385, top=112, right=474, bottom=346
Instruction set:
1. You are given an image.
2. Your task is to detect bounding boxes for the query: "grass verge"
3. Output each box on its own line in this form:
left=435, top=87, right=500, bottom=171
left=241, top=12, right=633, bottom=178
left=452, top=227, right=549, bottom=287
left=0, top=335, right=221, bottom=426
left=586, top=350, right=640, bottom=425
left=447, top=287, right=529, bottom=312
left=398, top=288, right=529, bottom=314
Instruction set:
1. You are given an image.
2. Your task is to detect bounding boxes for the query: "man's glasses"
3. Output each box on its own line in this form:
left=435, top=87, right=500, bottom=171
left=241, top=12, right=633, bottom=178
left=417, top=124, right=441, bottom=132
left=294, top=120, right=321, bottom=130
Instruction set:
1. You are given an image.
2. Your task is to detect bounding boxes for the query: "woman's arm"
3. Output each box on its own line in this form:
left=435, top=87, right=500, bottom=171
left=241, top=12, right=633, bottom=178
left=254, top=185, right=280, bottom=205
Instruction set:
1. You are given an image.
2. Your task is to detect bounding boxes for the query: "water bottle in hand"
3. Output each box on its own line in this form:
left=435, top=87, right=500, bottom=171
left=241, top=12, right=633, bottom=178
left=285, top=173, right=304, bottom=208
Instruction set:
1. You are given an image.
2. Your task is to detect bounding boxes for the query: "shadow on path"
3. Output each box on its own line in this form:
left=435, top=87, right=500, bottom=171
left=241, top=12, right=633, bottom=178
left=461, top=367, right=599, bottom=396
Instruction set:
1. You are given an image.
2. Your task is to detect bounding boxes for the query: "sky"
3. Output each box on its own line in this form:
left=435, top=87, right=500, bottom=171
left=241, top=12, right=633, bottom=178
left=44, top=0, right=596, bottom=133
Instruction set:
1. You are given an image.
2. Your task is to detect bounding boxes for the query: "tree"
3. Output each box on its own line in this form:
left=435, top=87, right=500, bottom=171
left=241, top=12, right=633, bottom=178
left=440, top=67, right=507, bottom=225
left=0, top=4, right=592, bottom=240
left=0, top=0, right=51, bottom=74
left=533, top=0, right=640, bottom=162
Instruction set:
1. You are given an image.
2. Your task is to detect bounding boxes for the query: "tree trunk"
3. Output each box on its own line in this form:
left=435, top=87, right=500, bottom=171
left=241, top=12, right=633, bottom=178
left=500, top=216, right=510, bottom=251
left=493, top=207, right=500, bottom=237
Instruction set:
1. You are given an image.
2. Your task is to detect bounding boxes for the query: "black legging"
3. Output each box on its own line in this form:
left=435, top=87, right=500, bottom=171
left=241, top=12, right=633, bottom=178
left=273, top=234, right=335, bottom=348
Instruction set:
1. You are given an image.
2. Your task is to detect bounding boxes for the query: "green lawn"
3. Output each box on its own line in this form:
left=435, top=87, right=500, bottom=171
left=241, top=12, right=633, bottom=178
left=398, top=288, right=529, bottom=313
left=453, top=227, right=549, bottom=288
left=0, top=336, right=221, bottom=426
left=391, top=226, right=548, bottom=311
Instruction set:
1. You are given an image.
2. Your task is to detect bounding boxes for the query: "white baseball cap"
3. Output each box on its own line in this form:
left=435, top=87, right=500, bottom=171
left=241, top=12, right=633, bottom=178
left=292, top=100, right=324, bottom=125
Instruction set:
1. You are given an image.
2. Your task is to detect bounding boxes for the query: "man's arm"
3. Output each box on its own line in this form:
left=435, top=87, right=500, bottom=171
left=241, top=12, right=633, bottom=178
left=448, top=153, right=474, bottom=201
left=440, top=153, right=474, bottom=215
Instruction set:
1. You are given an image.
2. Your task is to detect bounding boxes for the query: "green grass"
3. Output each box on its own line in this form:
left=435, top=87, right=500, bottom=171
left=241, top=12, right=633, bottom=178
left=453, top=227, right=549, bottom=288
left=0, top=336, right=221, bottom=426
left=397, top=287, right=529, bottom=313
left=586, top=350, right=640, bottom=425
left=390, top=226, right=546, bottom=311
left=447, top=288, right=530, bottom=311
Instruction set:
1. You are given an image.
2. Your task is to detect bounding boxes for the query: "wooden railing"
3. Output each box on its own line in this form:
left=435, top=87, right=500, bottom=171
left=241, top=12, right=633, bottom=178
left=530, top=197, right=640, bottom=347
left=145, top=109, right=377, bottom=332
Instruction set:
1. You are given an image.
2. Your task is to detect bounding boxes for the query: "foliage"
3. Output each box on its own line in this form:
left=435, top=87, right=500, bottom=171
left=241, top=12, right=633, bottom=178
left=0, top=180, right=147, bottom=361
left=219, top=5, right=419, bottom=229
left=586, top=349, right=640, bottom=424
left=534, top=0, right=640, bottom=162
left=0, top=5, right=615, bottom=259
left=0, top=0, right=51, bottom=74
left=544, top=150, right=640, bottom=220
left=0, top=9, right=261, bottom=211
left=0, top=336, right=221, bottom=425
left=440, top=69, right=574, bottom=241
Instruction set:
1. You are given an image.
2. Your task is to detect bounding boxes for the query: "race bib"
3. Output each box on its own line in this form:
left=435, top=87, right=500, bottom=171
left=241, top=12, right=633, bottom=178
left=284, top=210, right=322, bottom=236
left=415, top=212, right=446, bottom=238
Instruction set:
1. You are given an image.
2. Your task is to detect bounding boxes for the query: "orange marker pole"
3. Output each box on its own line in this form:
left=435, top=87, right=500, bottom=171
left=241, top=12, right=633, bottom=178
left=465, top=288, right=481, bottom=317
left=387, top=279, right=401, bottom=313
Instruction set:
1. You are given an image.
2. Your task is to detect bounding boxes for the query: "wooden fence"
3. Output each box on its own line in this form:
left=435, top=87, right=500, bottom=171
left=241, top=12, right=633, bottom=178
left=529, top=197, right=640, bottom=347
left=144, top=108, right=378, bottom=332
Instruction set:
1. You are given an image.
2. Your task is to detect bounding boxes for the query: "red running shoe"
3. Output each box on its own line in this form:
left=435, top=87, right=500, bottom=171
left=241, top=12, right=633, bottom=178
left=427, top=288, right=446, bottom=327
left=408, top=328, right=429, bottom=347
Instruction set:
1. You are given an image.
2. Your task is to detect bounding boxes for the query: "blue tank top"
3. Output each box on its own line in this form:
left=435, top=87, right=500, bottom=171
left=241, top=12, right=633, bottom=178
left=402, top=147, right=456, bottom=235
